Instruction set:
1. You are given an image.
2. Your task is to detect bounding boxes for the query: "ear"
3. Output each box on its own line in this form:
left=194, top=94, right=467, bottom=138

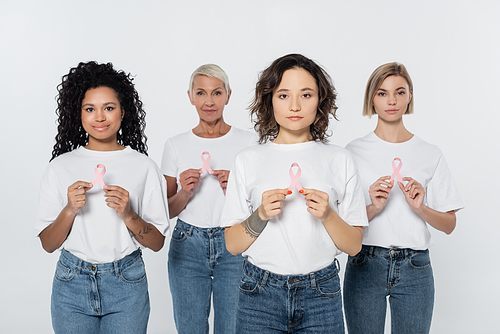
left=225, top=89, right=232, bottom=105
left=187, top=90, right=195, bottom=106
left=121, top=108, right=125, bottom=120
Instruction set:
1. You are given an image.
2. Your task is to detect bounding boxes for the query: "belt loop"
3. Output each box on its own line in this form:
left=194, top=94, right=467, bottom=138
left=76, top=259, right=82, bottom=274
left=310, top=273, right=316, bottom=290
left=261, top=271, right=269, bottom=287
left=334, top=258, right=340, bottom=271
left=404, top=249, right=409, bottom=259
left=187, top=224, right=194, bottom=236
left=114, top=260, right=120, bottom=276
left=368, top=246, right=375, bottom=258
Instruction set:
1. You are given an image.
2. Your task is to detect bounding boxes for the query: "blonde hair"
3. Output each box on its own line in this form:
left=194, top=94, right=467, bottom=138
left=363, top=62, right=414, bottom=117
left=188, top=64, right=231, bottom=97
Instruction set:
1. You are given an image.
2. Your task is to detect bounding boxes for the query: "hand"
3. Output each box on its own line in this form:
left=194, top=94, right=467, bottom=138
left=211, top=169, right=230, bottom=195
left=178, top=168, right=201, bottom=199
left=368, top=176, right=394, bottom=214
left=258, top=188, right=289, bottom=220
left=66, top=181, right=93, bottom=215
left=398, top=177, right=425, bottom=212
left=302, top=188, right=332, bottom=221
left=103, top=185, right=132, bottom=220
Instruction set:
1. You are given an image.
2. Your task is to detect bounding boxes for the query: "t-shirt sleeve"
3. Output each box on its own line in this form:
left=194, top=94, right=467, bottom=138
left=35, top=166, right=65, bottom=237
left=140, top=165, right=171, bottom=236
left=426, top=154, right=464, bottom=213
left=219, top=155, right=253, bottom=227
left=161, top=138, right=178, bottom=177
left=338, top=154, right=369, bottom=227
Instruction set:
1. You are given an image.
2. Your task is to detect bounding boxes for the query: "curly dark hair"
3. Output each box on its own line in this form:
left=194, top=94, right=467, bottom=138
left=50, top=61, right=147, bottom=161
left=249, top=54, right=338, bottom=143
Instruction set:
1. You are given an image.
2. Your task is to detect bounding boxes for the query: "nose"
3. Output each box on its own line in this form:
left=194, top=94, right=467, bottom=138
left=289, top=96, right=301, bottom=112
left=95, top=109, right=106, bottom=122
left=388, top=95, right=397, bottom=105
left=205, top=96, right=215, bottom=106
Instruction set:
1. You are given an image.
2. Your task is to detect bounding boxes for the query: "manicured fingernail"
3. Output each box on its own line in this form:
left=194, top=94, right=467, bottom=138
left=299, top=189, right=304, bottom=194
left=287, top=190, right=292, bottom=195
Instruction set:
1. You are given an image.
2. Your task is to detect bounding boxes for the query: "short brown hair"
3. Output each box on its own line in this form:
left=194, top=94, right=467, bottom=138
left=363, top=62, right=414, bottom=118
left=249, top=54, right=338, bottom=143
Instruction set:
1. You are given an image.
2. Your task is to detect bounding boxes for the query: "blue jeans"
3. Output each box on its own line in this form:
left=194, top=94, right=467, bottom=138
left=343, top=245, right=435, bottom=334
left=236, top=260, right=345, bottom=333
left=51, top=248, right=150, bottom=334
left=168, top=219, right=243, bottom=334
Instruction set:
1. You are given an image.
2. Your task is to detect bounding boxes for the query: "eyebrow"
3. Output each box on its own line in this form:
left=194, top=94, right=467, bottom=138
left=276, top=87, right=315, bottom=93
left=377, top=87, right=407, bottom=92
left=82, top=102, right=118, bottom=108
left=195, top=87, right=224, bottom=91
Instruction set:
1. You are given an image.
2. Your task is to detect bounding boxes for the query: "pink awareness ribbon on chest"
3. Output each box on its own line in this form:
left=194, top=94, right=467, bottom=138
left=92, top=164, right=106, bottom=189
left=389, top=157, right=403, bottom=183
left=200, top=151, right=214, bottom=175
left=288, top=162, right=304, bottom=194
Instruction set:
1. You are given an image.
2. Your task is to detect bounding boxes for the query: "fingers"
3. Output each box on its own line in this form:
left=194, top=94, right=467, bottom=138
left=103, top=185, right=131, bottom=217
left=66, top=181, right=93, bottom=213
left=179, top=169, right=201, bottom=193
left=260, top=188, right=289, bottom=220
left=301, top=188, right=330, bottom=219
left=212, top=169, right=230, bottom=190
left=399, top=177, right=425, bottom=199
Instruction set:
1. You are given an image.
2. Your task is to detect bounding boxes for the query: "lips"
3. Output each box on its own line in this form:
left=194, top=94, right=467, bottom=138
left=287, top=116, right=303, bottom=121
left=385, top=109, right=398, bottom=114
left=203, top=109, right=216, bottom=115
left=93, top=125, right=110, bottom=131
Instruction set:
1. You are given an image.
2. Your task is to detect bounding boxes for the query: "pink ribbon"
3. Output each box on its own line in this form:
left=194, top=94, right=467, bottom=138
left=200, top=151, right=213, bottom=175
left=389, top=157, right=403, bottom=183
left=92, top=164, right=106, bottom=189
left=288, top=162, right=304, bottom=194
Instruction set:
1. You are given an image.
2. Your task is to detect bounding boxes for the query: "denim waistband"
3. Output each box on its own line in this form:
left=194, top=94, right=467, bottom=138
left=176, top=218, right=225, bottom=236
left=60, top=248, right=142, bottom=275
left=362, top=245, right=428, bottom=259
left=242, top=259, right=339, bottom=289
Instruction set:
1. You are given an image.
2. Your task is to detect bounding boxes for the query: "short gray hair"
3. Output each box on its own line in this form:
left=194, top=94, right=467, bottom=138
left=188, top=64, right=231, bottom=97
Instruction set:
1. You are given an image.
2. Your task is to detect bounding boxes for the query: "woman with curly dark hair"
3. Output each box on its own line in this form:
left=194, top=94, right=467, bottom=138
left=35, top=61, right=169, bottom=333
left=220, top=54, right=368, bottom=332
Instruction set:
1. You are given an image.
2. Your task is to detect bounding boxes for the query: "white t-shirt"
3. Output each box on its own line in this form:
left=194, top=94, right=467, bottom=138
left=35, top=147, right=170, bottom=264
left=220, top=141, right=368, bottom=275
left=346, top=132, right=464, bottom=250
left=161, top=127, right=257, bottom=228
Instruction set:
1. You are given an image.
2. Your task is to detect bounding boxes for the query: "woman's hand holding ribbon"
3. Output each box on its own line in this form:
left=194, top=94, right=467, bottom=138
left=211, top=169, right=230, bottom=195
left=179, top=168, right=202, bottom=199
left=398, top=177, right=425, bottom=212
left=301, top=188, right=332, bottom=221
left=103, top=185, right=133, bottom=220
left=259, top=189, right=289, bottom=220
left=367, top=176, right=394, bottom=218
left=66, top=181, right=93, bottom=215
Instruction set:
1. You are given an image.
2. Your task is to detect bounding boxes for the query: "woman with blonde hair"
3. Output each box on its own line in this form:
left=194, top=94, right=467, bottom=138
left=343, top=62, right=464, bottom=334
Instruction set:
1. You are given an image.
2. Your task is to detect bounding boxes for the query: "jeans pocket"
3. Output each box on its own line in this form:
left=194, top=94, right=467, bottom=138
left=347, top=250, right=368, bottom=267
left=54, top=259, right=76, bottom=282
left=408, top=250, right=431, bottom=269
left=171, top=225, right=188, bottom=243
left=120, top=257, right=147, bottom=284
left=238, top=272, right=260, bottom=295
left=315, top=274, right=341, bottom=297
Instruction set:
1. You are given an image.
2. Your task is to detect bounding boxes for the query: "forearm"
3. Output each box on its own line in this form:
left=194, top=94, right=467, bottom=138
left=414, top=205, right=456, bottom=234
left=321, top=208, right=363, bottom=256
left=123, top=211, right=165, bottom=252
left=225, top=208, right=268, bottom=255
left=167, top=191, right=191, bottom=218
left=39, top=206, right=77, bottom=253
left=366, top=204, right=381, bottom=221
